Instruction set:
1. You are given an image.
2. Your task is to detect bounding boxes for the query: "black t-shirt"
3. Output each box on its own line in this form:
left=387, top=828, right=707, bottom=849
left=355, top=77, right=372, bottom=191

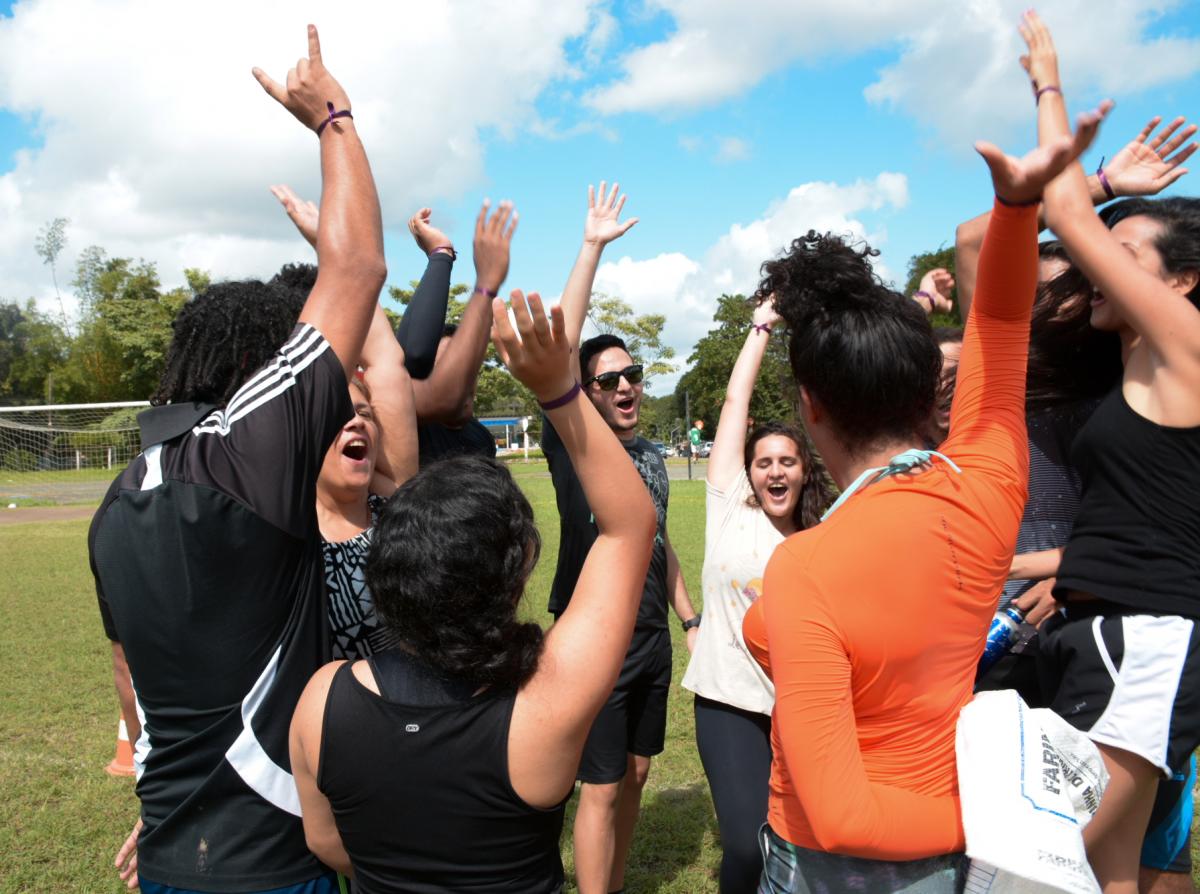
left=1056, top=386, right=1200, bottom=616
left=88, top=323, right=351, bottom=892
left=542, top=415, right=669, bottom=632
left=418, top=418, right=497, bottom=467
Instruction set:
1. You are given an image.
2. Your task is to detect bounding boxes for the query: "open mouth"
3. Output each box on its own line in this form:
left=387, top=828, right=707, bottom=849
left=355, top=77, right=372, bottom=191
left=615, top=397, right=636, bottom=413
left=342, top=438, right=368, bottom=462
left=766, top=483, right=788, bottom=499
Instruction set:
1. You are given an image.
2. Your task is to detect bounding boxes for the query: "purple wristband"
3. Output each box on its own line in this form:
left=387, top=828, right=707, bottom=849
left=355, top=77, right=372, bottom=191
left=539, top=381, right=581, bottom=411
left=430, top=245, right=456, bottom=262
left=316, top=101, right=353, bottom=136
left=1096, top=156, right=1116, bottom=200
left=913, top=290, right=934, bottom=310
left=474, top=285, right=498, bottom=298
left=752, top=323, right=771, bottom=335
left=1034, top=85, right=1061, bottom=102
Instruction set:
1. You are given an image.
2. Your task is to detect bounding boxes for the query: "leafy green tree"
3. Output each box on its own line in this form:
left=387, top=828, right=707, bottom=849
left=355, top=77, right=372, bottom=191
left=637, top=394, right=680, bottom=443
left=50, top=248, right=195, bottom=401
left=586, top=293, right=676, bottom=381
left=675, top=294, right=795, bottom=436
left=0, top=300, right=69, bottom=402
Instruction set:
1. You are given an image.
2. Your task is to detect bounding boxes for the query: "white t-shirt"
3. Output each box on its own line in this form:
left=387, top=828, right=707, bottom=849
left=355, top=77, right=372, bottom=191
left=681, top=468, right=783, bottom=715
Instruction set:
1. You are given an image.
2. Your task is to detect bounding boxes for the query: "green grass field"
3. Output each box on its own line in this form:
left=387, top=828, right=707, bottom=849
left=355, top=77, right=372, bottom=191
left=0, top=466, right=720, bottom=893
left=4, top=464, right=1198, bottom=892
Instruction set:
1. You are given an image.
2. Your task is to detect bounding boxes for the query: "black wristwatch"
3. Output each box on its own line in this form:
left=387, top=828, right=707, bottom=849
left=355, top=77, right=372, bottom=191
left=681, top=614, right=702, bottom=632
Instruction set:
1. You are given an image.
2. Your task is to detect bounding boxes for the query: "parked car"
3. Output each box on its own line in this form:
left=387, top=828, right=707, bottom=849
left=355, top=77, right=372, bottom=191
left=650, top=441, right=671, bottom=458
left=697, top=440, right=713, bottom=458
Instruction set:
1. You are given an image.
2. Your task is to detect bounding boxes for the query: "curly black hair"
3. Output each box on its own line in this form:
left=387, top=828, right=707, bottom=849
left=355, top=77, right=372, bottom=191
left=756, top=231, right=941, bottom=453
left=743, top=421, right=835, bottom=529
left=269, top=261, right=318, bottom=298
left=151, top=278, right=306, bottom=407
left=366, top=455, right=544, bottom=690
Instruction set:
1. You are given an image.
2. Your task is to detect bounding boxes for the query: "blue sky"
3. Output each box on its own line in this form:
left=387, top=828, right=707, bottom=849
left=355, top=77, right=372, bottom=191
left=1, top=0, right=1197, bottom=390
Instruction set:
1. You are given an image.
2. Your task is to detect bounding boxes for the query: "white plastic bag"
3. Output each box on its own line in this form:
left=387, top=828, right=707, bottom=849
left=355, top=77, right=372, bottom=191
left=956, top=690, right=1108, bottom=894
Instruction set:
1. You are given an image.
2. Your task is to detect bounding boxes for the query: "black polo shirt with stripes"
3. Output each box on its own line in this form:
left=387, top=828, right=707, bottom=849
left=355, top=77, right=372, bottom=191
left=89, top=324, right=351, bottom=892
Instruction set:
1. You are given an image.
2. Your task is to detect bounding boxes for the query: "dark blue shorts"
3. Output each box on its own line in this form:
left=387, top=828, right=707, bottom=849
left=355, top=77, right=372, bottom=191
left=139, top=871, right=345, bottom=894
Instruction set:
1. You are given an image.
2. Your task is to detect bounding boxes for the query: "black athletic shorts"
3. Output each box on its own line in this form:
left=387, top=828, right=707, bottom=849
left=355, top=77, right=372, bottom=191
left=576, top=627, right=671, bottom=784
left=1038, top=607, right=1200, bottom=776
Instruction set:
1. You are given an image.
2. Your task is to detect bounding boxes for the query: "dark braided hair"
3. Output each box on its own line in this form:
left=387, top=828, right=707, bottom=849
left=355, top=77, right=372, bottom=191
left=151, top=276, right=307, bottom=407
left=366, top=455, right=545, bottom=690
left=756, top=231, right=941, bottom=454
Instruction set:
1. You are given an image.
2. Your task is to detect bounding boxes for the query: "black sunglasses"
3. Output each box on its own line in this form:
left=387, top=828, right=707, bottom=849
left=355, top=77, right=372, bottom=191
left=584, top=364, right=644, bottom=391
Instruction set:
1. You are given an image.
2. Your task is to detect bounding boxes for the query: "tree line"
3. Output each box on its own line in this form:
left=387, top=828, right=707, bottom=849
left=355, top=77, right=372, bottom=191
left=1, top=228, right=957, bottom=447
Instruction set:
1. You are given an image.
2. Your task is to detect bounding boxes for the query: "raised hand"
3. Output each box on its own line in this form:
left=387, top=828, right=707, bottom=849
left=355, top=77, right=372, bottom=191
left=1103, top=116, right=1196, bottom=198
left=408, top=208, right=453, bottom=257
left=916, top=268, right=955, bottom=315
left=752, top=294, right=782, bottom=330
left=252, top=25, right=351, bottom=133
left=491, top=290, right=573, bottom=403
left=270, top=184, right=319, bottom=247
left=474, top=200, right=517, bottom=294
left=1018, top=10, right=1061, bottom=94
left=584, top=181, right=638, bottom=247
left=976, top=102, right=1112, bottom=206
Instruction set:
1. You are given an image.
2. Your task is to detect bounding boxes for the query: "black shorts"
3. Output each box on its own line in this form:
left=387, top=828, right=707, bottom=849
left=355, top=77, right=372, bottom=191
left=576, top=627, right=671, bottom=784
left=1038, top=609, right=1200, bottom=775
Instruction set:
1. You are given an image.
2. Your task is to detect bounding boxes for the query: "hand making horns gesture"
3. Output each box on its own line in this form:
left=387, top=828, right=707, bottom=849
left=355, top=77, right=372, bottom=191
left=253, top=25, right=352, bottom=134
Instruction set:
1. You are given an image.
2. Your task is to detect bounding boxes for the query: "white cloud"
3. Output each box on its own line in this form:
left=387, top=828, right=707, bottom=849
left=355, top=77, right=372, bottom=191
left=714, top=137, right=749, bottom=163
left=593, top=172, right=908, bottom=389
left=0, top=0, right=595, bottom=312
left=865, top=0, right=1200, bottom=146
left=586, top=0, right=1200, bottom=147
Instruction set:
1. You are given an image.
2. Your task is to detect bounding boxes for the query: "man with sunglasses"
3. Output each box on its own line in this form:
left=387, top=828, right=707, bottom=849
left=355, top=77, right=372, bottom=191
left=541, top=182, right=699, bottom=894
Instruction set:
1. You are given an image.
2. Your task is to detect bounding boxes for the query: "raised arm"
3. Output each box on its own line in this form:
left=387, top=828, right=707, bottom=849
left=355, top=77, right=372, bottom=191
left=708, top=298, right=781, bottom=490
left=1029, top=12, right=1200, bottom=384
left=953, top=115, right=1193, bottom=320
left=561, top=181, right=639, bottom=380
left=393, top=209, right=457, bottom=380
left=493, top=290, right=656, bottom=809
left=361, top=304, right=417, bottom=496
left=942, top=102, right=1107, bottom=481
left=410, top=200, right=516, bottom=423
left=254, top=25, right=386, bottom=380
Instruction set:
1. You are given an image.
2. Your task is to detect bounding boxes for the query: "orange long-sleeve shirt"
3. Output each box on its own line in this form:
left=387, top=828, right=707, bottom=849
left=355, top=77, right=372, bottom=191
left=742, top=200, right=1037, bottom=860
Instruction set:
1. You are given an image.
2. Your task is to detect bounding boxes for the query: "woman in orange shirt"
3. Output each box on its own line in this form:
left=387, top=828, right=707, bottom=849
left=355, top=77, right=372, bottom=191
left=741, top=110, right=1111, bottom=890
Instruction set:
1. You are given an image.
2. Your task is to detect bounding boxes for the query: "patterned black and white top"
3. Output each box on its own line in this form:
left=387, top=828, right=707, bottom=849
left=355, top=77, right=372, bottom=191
left=323, top=493, right=403, bottom=660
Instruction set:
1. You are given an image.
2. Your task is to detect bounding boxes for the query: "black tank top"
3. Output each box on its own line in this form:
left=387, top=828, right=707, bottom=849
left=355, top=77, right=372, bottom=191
left=317, top=651, right=566, bottom=893
left=1056, top=387, right=1200, bottom=617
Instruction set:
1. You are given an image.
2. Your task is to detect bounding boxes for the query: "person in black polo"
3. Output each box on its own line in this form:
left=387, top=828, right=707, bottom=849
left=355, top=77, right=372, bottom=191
left=548, top=182, right=700, bottom=894
left=90, top=27, right=387, bottom=894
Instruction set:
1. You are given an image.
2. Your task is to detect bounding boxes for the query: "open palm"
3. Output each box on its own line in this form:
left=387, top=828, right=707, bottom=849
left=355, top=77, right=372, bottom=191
left=584, top=180, right=638, bottom=246
left=1104, top=116, right=1196, bottom=198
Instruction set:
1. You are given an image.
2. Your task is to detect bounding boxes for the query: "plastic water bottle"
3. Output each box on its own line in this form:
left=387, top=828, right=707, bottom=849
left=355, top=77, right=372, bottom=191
left=977, top=606, right=1026, bottom=675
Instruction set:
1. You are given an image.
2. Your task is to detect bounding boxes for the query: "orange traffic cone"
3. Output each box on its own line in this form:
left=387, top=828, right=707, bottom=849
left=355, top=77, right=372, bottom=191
left=105, top=716, right=136, bottom=778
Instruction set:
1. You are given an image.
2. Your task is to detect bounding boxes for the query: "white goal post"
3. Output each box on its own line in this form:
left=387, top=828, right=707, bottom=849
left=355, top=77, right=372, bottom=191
left=0, top=401, right=149, bottom=474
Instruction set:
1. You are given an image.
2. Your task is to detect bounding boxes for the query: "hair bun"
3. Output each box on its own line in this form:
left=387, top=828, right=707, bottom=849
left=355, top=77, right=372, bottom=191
left=757, top=231, right=887, bottom=330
